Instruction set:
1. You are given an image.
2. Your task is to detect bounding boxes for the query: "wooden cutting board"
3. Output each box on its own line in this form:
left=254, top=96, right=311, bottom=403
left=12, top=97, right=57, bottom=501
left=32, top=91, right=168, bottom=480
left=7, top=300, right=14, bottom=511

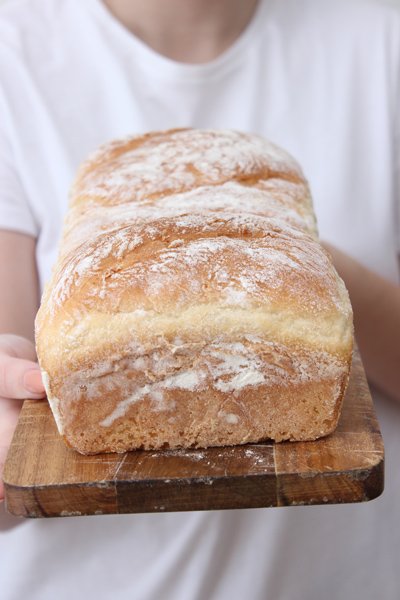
left=4, top=348, right=384, bottom=518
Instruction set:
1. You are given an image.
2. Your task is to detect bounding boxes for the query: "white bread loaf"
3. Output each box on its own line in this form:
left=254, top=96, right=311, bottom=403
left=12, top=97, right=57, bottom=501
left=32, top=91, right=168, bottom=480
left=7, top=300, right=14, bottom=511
left=35, top=129, right=353, bottom=454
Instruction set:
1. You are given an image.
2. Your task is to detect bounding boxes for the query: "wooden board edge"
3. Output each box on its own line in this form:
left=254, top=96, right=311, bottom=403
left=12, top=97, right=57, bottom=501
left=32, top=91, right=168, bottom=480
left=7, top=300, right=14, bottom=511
left=3, top=480, right=117, bottom=519
left=276, top=454, right=385, bottom=507
left=4, top=451, right=384, bottom=518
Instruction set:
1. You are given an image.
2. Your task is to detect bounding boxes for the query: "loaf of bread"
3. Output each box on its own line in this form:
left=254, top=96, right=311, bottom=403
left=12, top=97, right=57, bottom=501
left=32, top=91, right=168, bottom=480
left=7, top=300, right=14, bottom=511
left=35, top=129, right=353, bottom=454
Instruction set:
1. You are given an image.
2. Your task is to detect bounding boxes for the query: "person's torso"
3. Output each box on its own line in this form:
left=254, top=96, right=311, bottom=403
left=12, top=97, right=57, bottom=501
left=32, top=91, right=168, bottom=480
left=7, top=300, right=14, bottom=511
left=0, top=1, right=400, bottom=599
left=0, top=0, right=399, bottom=287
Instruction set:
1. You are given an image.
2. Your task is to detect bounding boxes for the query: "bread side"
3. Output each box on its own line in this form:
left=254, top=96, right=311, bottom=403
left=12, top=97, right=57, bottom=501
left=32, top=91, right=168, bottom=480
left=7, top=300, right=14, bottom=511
left=36, top=129, right=353, bottom=454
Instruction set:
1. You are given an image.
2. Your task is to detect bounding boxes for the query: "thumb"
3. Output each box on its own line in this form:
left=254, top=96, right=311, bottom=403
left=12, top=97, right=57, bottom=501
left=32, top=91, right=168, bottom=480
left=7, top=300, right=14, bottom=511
left=0, top=334, right=37, bottom=362
left=0, top=356, right=45, bottom=400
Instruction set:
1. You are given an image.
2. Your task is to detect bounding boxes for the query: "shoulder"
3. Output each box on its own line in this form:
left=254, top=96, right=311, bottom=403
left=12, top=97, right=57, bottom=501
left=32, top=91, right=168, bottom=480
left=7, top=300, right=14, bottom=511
left=260, top=0, right=400, bottom=83
left=0, top=0, right=86, bottom=103
left=305, top=0, right=400, bottom=19
left=0, top=0, right=76, bottom=55
left=263, top=0, right=400, bottom=43
left=0, top=0, right=54, bottom=38
left=313, top=0, right=400, bottom=37
left=287, top=0, right=400, bottom=24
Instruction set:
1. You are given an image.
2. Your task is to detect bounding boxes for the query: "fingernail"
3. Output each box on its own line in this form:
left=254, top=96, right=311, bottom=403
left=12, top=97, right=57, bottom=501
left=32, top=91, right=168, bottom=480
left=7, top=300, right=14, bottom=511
left=24, top=369, right=45, bottom=394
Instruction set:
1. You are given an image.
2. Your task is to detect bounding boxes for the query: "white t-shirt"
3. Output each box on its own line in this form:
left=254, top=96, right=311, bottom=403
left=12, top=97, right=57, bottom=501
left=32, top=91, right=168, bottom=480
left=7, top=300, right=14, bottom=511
left=0, top=0, right=399, bottom=599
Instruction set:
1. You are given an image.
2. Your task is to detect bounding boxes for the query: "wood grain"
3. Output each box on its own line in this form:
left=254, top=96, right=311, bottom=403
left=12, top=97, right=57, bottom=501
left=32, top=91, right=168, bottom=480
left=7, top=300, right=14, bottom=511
left=3, top=348, right=384, bottom=518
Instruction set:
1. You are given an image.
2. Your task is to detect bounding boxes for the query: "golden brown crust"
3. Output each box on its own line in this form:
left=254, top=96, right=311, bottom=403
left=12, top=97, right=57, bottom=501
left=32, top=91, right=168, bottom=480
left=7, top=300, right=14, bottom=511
left=36, top=128, right=353, bottom=454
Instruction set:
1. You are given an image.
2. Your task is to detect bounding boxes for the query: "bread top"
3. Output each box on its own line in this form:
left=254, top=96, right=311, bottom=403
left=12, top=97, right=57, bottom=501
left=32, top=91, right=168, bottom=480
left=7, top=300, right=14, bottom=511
left=62, top=129, right=317, bottom=253
left=71, top=129, right=306, bottom=207
left=36, top=129, right=353, bottom=372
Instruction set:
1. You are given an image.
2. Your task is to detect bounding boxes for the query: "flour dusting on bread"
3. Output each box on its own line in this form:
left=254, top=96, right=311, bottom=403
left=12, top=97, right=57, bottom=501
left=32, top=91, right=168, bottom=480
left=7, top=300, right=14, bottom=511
left=36, top=128, right=353, bottom=454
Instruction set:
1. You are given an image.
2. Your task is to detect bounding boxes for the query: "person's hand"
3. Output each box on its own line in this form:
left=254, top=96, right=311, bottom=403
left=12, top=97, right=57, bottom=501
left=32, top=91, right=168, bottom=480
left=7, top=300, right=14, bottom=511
left=0, top=334, right=46, bottom=501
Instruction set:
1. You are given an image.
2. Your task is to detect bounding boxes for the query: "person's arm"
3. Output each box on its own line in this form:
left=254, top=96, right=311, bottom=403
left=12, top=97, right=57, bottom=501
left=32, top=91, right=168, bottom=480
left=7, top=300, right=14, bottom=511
left=0, top=230, right=46, bottom=501
left=324, top=242, right=400, bottom=403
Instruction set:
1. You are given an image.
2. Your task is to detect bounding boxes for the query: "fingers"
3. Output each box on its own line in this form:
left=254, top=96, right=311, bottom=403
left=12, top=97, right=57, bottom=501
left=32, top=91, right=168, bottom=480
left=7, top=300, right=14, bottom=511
left=0, top=444, right=5, bottom=500
left=0, top=334, right=45, bottom=400
left=0, top=334, right=37, bottom=362
left=0, top=335, right=45, bottom=502
left=0, top=455, right=5, bottom=501
left=0, top=397, right=23, bottom=502
left=0, top=356, right=45, bottom=400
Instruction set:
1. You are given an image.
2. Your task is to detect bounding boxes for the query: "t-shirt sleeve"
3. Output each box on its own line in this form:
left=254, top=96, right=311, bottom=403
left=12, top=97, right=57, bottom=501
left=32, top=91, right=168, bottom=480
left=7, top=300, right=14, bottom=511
left=392, top=18, right=400, bottom=278
left=0, top=110, right=38, bottom=238
left=396, top=93, right=400, bottom=279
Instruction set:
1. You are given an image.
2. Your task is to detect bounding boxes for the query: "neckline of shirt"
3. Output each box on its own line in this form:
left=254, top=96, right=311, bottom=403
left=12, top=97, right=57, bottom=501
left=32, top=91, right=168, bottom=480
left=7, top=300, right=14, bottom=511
left=83, top=0, right=268, bottom=83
